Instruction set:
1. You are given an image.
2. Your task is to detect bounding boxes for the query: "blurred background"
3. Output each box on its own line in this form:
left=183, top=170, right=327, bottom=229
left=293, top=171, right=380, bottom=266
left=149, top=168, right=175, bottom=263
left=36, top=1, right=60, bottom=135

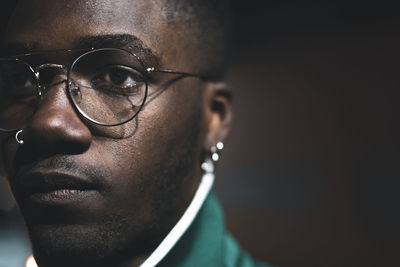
left=1, top=1, right=400, bottom=266
left=215, top=1, right=400, bottom=266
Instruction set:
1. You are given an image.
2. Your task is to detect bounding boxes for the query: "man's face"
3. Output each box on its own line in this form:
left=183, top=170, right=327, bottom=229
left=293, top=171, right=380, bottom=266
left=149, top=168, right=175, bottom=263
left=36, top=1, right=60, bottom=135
left=1, top=0, right=219, bottom=265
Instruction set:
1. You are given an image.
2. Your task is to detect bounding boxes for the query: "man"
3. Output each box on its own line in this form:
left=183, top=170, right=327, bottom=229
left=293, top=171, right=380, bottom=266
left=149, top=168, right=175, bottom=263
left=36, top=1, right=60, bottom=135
left=0, top=0, right=270, bottom=266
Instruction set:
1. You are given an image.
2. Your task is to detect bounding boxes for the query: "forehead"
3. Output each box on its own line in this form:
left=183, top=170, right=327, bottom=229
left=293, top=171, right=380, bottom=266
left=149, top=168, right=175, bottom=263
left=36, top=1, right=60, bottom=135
left=4, top=0, right=193, bottom=68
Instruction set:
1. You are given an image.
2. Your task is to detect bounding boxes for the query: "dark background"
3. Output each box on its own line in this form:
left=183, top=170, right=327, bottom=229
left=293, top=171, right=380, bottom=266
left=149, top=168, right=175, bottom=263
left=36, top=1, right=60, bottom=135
left=1, top=1, right=400, bottom=266
left=215, top=0, right=400, bottom=266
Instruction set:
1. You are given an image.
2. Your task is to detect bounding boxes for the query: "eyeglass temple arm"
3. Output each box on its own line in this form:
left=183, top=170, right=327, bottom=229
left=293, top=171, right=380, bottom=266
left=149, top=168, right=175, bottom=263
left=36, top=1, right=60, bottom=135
left=145, top=67, right=204, bottom=79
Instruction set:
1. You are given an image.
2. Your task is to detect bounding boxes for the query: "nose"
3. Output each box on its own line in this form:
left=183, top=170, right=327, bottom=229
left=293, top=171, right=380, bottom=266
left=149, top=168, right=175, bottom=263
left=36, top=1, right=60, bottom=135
left=24, top=76, right=92, bottom=156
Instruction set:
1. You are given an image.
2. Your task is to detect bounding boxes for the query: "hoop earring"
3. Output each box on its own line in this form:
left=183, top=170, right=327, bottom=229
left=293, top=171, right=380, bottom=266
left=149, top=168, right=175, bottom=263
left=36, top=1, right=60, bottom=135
left=15, top=129, right=24, bottom=145
left=201, top=142, right=224, bottom=174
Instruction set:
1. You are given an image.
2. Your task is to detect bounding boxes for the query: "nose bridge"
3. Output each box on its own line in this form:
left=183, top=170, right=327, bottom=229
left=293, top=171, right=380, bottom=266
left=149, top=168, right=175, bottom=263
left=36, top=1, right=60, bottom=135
left=32, top=75, right=80, bottom=136
left=39, top=75, right=70, bottom=109
left=25, top=70, right=92, bottom=153
left=36, top=63, right=68, bottom=95
left=33, top=61, right=85, bottom=126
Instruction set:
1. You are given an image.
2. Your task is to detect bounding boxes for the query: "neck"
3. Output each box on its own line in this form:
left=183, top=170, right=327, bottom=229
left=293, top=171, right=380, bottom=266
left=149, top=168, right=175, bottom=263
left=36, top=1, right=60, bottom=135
left=129, top=171, right=215, bottom=267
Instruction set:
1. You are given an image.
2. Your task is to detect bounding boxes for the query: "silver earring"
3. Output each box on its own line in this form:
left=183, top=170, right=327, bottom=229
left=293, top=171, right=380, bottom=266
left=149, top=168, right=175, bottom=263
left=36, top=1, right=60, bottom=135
left=15, top=129, right=24, bottom=145
left=210, top=141, right=224, bottom=162
left=201, top=142, right=224, bottom=174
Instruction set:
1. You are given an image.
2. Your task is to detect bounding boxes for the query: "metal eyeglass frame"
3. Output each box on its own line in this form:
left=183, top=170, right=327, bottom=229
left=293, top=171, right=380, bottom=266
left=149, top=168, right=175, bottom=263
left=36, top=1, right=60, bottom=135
left=0, top=47, right=204, bottom=132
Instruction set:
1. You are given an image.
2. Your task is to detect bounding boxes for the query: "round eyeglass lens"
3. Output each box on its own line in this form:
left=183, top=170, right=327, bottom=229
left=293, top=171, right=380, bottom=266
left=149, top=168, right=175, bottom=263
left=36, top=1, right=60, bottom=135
left=0, top=58, right=39, bottom=131
left=68, top=48, right=148, bottom=126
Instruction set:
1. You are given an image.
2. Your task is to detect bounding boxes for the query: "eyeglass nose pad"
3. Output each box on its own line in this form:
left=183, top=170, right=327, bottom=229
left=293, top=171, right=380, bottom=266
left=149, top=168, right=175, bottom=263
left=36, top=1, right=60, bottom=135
left=69, top=80, right=82, bottom=104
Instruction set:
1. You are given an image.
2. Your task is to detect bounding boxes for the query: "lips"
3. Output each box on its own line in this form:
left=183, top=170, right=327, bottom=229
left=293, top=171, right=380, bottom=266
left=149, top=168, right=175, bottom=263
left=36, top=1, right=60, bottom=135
left=17, top=170, right=100, bottom=205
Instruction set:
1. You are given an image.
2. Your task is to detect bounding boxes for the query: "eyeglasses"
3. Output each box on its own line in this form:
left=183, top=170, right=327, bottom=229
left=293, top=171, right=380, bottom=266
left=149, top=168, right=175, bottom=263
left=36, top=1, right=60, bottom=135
left=0, top=47, right=202, bottom=132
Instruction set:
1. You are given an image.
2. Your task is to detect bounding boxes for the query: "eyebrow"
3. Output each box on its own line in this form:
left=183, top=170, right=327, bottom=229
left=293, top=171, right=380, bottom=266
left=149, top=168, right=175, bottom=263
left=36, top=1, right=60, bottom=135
left=1, top=34, right=160, bottom=67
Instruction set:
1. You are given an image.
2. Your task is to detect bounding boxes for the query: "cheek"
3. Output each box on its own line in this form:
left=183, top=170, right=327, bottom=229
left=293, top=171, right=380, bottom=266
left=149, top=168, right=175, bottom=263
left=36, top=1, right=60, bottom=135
left=133, top=80, right=204, bottom=165
left=1, top=137, right=19, bottom=177
left=101, top=79, right=205, bottom=212
left=0, top=137, right=21, bottom=198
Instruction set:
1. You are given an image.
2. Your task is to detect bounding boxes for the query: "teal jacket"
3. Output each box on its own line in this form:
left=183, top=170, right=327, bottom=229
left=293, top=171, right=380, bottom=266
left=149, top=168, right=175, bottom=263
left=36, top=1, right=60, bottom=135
left=159, top=193, right=274, bottom=267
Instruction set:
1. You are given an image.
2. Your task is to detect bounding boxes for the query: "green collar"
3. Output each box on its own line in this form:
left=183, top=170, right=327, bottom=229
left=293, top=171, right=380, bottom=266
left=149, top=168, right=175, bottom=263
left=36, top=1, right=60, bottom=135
left=159, top=192, right=271, bottom=267
left=159, top=192, right=225, bottom=266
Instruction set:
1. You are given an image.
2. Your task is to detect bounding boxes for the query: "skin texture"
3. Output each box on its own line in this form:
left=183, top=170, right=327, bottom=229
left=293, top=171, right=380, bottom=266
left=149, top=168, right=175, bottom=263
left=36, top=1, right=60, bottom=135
left=1, top=0, right=231, bottom=266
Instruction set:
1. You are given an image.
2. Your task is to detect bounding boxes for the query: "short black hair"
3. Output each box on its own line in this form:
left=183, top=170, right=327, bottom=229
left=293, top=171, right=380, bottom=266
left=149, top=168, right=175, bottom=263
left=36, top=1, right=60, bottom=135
left=1, top=0, right=234, bottom=80
left=163, top=0, right=234, bottom=80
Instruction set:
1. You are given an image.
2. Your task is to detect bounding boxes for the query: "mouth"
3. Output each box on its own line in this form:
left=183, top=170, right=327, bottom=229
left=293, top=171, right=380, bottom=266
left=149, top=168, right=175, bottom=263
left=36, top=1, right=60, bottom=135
left=17, top=170, right=100, bottom=205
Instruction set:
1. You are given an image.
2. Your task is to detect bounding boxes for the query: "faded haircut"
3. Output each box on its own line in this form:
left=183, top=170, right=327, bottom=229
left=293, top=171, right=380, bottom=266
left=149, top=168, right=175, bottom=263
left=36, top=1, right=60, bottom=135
left=162, top=0, right=234, bottom=79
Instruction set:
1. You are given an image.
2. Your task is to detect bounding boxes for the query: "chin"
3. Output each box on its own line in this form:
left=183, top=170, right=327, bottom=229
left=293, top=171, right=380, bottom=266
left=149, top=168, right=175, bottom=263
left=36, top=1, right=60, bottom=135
left=27, top=219, right=151, bottom=267
left=29, top=224, right=110, bottom=267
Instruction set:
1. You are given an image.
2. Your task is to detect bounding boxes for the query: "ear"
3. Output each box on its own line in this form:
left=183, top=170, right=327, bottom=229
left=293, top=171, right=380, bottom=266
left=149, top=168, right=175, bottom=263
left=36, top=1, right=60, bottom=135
left=203, top=82, right=233, bottom=150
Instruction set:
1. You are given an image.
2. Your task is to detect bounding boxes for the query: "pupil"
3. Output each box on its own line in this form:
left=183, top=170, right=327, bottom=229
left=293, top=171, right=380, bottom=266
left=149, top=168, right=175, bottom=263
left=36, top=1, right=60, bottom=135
left=110, top=69, right=128, bottom=85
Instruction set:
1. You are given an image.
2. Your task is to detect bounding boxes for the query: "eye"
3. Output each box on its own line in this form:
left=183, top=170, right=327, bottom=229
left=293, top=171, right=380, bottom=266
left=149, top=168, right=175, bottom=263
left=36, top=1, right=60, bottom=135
left=106, top=67, right=139, bottom=88
left=0, top=71, right=37, bottom=98
left=92, top=65, right=145, bottom=94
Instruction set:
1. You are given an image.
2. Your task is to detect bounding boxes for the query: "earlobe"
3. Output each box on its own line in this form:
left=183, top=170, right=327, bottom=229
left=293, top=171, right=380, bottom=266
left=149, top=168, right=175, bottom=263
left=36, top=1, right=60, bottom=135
left=203, top=82, right=233, bottom=150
